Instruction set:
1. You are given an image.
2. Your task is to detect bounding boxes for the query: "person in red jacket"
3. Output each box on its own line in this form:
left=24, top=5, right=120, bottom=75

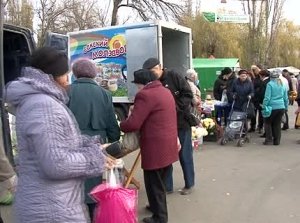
left=120, top=69, right=179, bottom=223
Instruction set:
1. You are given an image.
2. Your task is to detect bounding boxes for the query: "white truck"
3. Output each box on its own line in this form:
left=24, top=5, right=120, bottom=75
left=0, top=20, right=192, bottom=162
left=66, top=20, right=192, bottom=119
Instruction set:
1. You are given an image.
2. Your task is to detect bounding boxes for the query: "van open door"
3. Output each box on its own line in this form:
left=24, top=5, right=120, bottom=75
left=0, top=23, right=35, bottom=165
left=45, top=32, right=68, bottom=55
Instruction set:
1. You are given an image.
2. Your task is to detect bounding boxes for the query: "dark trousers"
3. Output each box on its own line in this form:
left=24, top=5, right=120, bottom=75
left=250, top=107, right=263, bottom=130
left=215, top=104, right=231, bottom=126
left=144, top=165, right=171, bottom=223
left=0, top=213, right=3, bottom=223
left=87, top=203, right=96, bottom=222
left=282, top=110, right=289, bottom=129
left=165, top=128, right=195, bottom=191
left=264, top=109, right=284, bottom=145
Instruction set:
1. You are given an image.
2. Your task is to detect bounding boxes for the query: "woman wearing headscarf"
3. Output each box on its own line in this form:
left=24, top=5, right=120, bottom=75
left=262, top=70, right=288, bottom=145
left=230, top=69, right=254, bottom=111
left=120, top=69, right=179, bottom=223
left=68, top=58, right=120, bottom=220
left=185, top=69, right=201, bottom=106
left=5, top=47, right=113, bottom=223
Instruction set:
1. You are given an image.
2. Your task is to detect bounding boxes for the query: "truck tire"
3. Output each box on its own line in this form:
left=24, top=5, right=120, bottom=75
left=114, top=106, right=126, bottom=121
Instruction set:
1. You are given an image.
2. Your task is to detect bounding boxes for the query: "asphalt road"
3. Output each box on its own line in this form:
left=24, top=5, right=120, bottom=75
left=1, top=105, right=300, bottom=223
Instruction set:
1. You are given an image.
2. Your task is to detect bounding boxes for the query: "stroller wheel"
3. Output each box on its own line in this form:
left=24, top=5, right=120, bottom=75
left=220, top=138, right=227, bottom=145
left=237, top=139, right=245, bottom=147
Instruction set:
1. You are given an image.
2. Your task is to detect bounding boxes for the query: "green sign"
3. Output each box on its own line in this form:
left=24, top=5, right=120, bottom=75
left=203, top=12, right=250, bottom=24
left=203, top=12, right=216, bottom=23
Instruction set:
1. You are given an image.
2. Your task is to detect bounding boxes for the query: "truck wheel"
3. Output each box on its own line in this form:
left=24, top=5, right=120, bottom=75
left=114, top=107, right=126, bottom=121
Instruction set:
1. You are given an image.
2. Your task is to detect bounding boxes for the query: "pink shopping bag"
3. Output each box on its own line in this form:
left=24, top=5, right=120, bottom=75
left=90, top=169, right=138, bottom=223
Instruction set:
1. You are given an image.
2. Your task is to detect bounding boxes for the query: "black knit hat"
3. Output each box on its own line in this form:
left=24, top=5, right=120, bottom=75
left=142, top=58, right=160, bottom=70
left=221, top=67, right=232, bottom=75
left=30, top=47, right=69, bottom=77
left=132, top=69, right=157, bottom=85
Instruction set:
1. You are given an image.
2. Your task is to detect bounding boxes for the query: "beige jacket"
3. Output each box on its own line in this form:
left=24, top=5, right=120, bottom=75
left=0, top=127, right=17, bottom=197
left=187, top=79, right=201, bottom=105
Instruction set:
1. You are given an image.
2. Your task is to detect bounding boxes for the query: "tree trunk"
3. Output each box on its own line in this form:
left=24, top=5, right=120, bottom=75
left=111, top=0, right=122, bottom=26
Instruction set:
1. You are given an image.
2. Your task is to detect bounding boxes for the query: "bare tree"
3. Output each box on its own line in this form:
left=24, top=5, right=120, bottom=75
left=36, top=0, right=72, bottom=46
left=264, top=0, right=285, bottom=65
left=96, top=2, right=111, bottom=27
left=55, top=0, right=101, bottom=33
left=5, top=0, right=33, bottom=29
left=110, top=0, right=183, bottom=25
left=241, top=0, right=285, bottom=66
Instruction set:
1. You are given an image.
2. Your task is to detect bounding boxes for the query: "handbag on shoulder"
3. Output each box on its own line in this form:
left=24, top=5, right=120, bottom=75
left=186, top=107, right=201, bottom=126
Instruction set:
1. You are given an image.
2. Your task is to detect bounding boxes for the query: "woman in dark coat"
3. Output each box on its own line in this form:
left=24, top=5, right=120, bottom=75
left=250, top=67, right=264, bottom=132
left=213, top=67, right=231, bottom=126
left=230, top=69, right=254, bottom=111
left=213, top=67, right=230, bottom=101
left=68, top=58, right=120, bottom=221
left=120, top=69, right=179, bottom=223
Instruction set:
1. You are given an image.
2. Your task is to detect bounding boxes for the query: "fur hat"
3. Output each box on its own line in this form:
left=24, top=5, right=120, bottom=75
left=72, top=58, right=97, bottom=78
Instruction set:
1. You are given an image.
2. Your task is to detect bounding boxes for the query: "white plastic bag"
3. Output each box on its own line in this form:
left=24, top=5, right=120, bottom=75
left=221, top=90, right=228, bottom=104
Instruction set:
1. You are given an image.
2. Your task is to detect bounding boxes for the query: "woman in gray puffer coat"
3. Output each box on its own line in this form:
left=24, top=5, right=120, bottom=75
left=5, top=47, right=113, bottom=223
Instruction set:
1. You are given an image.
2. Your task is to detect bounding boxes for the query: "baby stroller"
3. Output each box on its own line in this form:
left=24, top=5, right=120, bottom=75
left=220, top=98, right=251, bottom=147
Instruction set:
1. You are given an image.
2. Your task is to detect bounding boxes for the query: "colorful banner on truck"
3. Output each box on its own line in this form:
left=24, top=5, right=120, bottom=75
left=69, top=27, right=127, bottom=97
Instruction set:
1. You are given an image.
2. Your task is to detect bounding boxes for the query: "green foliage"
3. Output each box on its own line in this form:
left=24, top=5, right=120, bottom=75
left=183, top=14, right=248, bottom=66
left=182, top=12, right=300, bottom=69
left=111, top=88, right=128, bottom=97
left=275, top=20, right=300, bottom=68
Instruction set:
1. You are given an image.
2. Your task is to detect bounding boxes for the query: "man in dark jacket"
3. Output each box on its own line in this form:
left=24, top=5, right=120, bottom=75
left=259, top=70, right=270, bottom=137
left=68, top=58, right=120, bottom=221
left=213, top=69, right=228, bottom=101
left=213, top=67, right=231, bottom=125
left=250, top=66, right=264, bottom=133
left=143, top=58, right=195, bottom=195
left=226, top=71, right=237, bottom=104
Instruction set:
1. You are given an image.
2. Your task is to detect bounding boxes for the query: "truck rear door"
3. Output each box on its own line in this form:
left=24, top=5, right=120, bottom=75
left=125, top=25, right=159, bottom=99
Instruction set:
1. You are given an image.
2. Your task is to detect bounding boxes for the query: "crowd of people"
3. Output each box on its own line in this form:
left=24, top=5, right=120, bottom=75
left=213, top=65, right=299, bottom=146
left=0, top=47, right=198, bottom=223
left=0, top=45, right=299, bottom=223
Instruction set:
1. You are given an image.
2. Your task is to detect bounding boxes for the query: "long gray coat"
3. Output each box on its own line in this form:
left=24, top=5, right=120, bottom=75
left=5, top=67, right=106, bottom=223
